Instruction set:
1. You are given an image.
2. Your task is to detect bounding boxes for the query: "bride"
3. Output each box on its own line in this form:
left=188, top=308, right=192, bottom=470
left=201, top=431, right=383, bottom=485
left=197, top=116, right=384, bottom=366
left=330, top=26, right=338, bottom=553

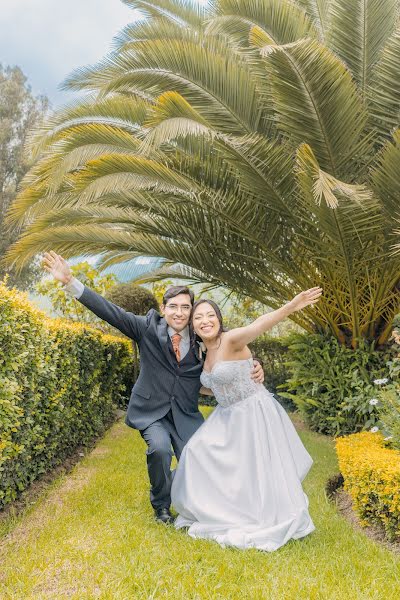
left=171, top=287, right=322, bottom=552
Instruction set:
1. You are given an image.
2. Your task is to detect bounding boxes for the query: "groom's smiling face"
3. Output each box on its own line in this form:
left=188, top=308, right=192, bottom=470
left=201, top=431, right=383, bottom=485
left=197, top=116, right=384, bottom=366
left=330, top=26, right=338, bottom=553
left=161, top=293, right=193, bottom=332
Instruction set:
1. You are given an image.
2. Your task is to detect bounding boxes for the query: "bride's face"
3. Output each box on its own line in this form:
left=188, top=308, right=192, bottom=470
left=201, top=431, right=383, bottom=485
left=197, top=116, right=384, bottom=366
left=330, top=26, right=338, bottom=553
left=192, top=303, right=220, bottom=340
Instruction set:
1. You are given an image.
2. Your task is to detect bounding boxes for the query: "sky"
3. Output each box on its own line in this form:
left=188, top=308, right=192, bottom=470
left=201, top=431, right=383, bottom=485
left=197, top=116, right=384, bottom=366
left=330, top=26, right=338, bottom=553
left=0, top=0, right=140, bottom=107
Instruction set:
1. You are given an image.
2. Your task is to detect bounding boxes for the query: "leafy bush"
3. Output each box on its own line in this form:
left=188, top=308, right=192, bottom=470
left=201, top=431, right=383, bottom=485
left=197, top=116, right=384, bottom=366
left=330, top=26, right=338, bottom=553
left=378, top=386, right=400, bottom=450
left=36, top=261, right=116, bottom=323
left=249, top=336, right=293, bottom=409
left=198, top=393, right=217, bottom=407
left=106, top=283, right=159, bottom=315
left=373, top=330, right=400, bottom=449
left=282, top=333, right=393, bottom=436
left=336, top=432, right=400, bottom=542
left=0, top=283, right=134, bottom=509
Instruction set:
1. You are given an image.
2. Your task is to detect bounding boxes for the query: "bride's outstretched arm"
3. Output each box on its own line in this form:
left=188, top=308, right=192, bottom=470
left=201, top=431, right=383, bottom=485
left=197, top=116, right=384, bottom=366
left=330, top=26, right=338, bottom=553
left=226, top=288, right=322, bottom=351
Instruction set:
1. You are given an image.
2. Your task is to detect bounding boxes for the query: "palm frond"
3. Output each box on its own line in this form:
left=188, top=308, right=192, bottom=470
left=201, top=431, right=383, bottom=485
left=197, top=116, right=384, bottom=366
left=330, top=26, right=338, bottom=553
left=262, top=37, right=370, bottom=176
left=368, top=29, right=400, bottom=138
left=327, top=0, right=398, bottom=96
left=297, top=0, right=331, bottom=39
left=113, top=18, right=179, bottom=51
left=370, top=129, right=400, bottom=222
left=208, top=0, right=317, bottom=45
left=132, top=262, right=202, bottom=282
left=121, top=0, right=212, bottom=28
left=98, top=36, right=264, bottom=134
left=27, top=95, right=151, bottom=159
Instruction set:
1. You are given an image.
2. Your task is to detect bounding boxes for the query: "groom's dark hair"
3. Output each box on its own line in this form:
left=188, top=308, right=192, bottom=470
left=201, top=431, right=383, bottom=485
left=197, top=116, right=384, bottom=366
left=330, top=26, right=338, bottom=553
left=162, top=285, right=195, bottom=305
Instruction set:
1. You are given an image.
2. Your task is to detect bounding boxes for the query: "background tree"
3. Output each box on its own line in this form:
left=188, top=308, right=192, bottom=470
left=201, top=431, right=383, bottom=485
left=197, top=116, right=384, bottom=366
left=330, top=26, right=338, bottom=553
left=36, top=261, right=116, bottom=324
left=0, top=64, right=48, bottom=289
left=5, top=0, right=400, bottom=347
left=148, top=279, right=173, bottom=307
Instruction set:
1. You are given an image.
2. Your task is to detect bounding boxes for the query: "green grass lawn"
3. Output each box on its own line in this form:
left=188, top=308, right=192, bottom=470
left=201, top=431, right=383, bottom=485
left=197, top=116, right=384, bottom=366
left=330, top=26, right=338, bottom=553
left=0, top=408, right=399, bottom=600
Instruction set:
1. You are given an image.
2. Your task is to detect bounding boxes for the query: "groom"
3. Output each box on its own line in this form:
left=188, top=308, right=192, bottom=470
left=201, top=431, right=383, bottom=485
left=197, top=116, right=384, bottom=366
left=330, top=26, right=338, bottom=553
left=42, top=252, right=264, bottom=524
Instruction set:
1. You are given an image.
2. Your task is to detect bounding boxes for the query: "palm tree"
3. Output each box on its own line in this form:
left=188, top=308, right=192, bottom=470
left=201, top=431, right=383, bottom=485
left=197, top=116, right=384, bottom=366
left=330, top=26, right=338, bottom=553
left=6, top=0, right=400, bottom=347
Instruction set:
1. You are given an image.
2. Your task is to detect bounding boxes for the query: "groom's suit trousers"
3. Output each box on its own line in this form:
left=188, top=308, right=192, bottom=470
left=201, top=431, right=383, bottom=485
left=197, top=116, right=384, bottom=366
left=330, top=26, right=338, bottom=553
left=140, top=410, right=188, bottom=510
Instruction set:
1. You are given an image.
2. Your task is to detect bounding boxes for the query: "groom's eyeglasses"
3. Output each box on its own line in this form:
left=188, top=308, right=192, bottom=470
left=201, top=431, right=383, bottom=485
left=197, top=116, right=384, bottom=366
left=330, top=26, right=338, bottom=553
left=165, top=304, right=192, bottom=313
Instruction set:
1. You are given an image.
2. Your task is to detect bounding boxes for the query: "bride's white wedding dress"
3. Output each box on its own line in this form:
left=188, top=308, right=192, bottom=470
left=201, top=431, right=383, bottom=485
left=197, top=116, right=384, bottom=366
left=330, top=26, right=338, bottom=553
left=171, top=358, right=315, bottom=551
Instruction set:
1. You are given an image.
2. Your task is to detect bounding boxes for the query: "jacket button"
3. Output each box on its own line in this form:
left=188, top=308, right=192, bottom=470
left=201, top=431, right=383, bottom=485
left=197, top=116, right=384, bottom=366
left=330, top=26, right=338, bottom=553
left=171, top=396, right=175, bottom=401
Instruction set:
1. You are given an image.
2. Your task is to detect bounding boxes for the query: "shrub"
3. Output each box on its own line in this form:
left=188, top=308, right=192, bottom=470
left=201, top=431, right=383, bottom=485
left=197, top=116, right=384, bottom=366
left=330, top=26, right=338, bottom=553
left=249, top=335, right=293, bottom=409
left=373, top=330, right=400, bottom=449
left=378, top=384, right=400, bottom=450
left=106, top=283, right=159, bottom=315
left=282, top=333, right=393, bottom=436
left=198, top=393, right=217, bottom=407
left=0, top=283, right=134, bottom=508
left=377, top=387, right=400, bottom=450
left=336, top=431, right=400, bottom=542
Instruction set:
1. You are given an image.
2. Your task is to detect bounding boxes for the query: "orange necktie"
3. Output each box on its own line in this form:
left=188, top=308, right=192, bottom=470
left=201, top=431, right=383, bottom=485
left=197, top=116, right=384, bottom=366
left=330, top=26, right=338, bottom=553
left=171, top=333, right=181, bottom=362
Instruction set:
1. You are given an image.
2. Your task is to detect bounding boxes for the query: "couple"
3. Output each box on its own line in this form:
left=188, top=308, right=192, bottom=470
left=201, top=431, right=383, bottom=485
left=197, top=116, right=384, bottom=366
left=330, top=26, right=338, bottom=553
left=43, top=251, right=321, bottom=552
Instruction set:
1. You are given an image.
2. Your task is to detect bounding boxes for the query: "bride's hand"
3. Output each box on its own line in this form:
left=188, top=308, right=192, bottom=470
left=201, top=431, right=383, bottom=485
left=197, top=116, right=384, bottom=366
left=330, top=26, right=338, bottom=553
left=288, top=287, right=322, bottom=312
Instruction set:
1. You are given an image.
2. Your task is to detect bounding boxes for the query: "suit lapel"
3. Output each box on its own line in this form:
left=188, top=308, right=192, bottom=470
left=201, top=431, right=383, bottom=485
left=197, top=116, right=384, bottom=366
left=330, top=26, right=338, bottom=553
left=157, top=319, right=176, bottom=369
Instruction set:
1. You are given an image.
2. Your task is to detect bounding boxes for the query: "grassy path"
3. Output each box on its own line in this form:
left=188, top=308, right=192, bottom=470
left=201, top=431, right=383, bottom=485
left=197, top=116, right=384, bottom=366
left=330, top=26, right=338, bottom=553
left=0, top=409, right=399, bottom=599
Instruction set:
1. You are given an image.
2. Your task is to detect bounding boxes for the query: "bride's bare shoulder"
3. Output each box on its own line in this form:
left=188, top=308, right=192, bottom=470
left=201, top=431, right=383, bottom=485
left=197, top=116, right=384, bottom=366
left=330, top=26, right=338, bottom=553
left=220, top=331, right=252, bottom=360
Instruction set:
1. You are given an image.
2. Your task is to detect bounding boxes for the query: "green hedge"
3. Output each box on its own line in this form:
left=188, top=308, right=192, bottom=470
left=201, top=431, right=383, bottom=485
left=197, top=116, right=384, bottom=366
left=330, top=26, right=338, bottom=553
left=0, top=284, right=134, bottom=509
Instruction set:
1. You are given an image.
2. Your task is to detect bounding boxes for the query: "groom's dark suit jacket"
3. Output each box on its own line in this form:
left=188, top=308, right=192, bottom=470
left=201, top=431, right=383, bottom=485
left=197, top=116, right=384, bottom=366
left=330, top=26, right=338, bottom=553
left=77, top=286, right=205, bottom=440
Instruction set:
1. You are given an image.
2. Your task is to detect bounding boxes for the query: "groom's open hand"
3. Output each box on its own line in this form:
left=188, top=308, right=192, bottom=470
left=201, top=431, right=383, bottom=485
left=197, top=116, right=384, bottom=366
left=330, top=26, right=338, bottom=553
left=42, top=251, right=72, bottom=285
left=251, top=360, right=264, bottom=384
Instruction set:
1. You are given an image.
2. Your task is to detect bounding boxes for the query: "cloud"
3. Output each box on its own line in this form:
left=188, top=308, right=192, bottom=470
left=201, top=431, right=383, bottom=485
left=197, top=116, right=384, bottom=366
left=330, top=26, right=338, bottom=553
left=0, top=0, right=140, bottom=106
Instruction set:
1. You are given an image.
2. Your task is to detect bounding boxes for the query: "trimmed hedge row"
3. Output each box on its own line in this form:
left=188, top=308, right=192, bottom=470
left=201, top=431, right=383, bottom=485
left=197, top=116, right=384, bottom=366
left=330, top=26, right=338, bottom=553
left=0, top=284, right=134, bottom=509
left=336, top=431, right=400, bottom=541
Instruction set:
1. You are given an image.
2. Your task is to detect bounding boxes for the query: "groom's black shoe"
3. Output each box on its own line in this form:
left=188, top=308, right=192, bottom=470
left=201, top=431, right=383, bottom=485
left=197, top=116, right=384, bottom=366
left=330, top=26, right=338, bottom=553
left=155, top=507, right=174, bottom=524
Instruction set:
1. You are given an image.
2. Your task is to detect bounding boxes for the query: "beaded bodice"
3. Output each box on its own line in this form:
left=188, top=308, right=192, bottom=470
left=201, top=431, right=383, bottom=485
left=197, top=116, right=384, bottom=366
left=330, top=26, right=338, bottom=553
left=200, top=358, right=262, bottom=408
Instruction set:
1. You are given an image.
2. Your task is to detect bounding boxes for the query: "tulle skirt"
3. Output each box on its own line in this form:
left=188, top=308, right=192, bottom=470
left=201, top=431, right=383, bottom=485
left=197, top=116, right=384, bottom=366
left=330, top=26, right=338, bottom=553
left=171, top=389, right=315, bottom=551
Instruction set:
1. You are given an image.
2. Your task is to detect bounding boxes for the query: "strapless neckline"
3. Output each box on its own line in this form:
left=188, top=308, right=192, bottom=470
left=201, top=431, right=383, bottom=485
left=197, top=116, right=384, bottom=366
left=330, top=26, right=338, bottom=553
left=202, top=357, right=253, bottom=375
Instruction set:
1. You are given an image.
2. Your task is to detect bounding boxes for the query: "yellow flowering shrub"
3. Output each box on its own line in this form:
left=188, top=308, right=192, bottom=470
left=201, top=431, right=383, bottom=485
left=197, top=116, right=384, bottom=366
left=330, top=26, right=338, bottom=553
left=336, top=431, right=400, bottom=541
left=0, top=284, right=134, bottom=508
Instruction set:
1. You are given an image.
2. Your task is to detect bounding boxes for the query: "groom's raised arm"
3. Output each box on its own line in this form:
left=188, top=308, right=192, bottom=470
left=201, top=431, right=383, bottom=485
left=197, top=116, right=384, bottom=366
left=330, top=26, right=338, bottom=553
left=67, top=278, right=148, bottom=341
left=43, top=252, right=148, bottom=342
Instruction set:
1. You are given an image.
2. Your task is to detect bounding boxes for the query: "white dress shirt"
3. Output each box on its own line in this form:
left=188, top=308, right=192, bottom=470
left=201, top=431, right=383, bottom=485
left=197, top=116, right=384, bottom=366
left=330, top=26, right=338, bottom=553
left=167, top=325, right=190, bottom=360
left=64, top=277, right=85, bottom=298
